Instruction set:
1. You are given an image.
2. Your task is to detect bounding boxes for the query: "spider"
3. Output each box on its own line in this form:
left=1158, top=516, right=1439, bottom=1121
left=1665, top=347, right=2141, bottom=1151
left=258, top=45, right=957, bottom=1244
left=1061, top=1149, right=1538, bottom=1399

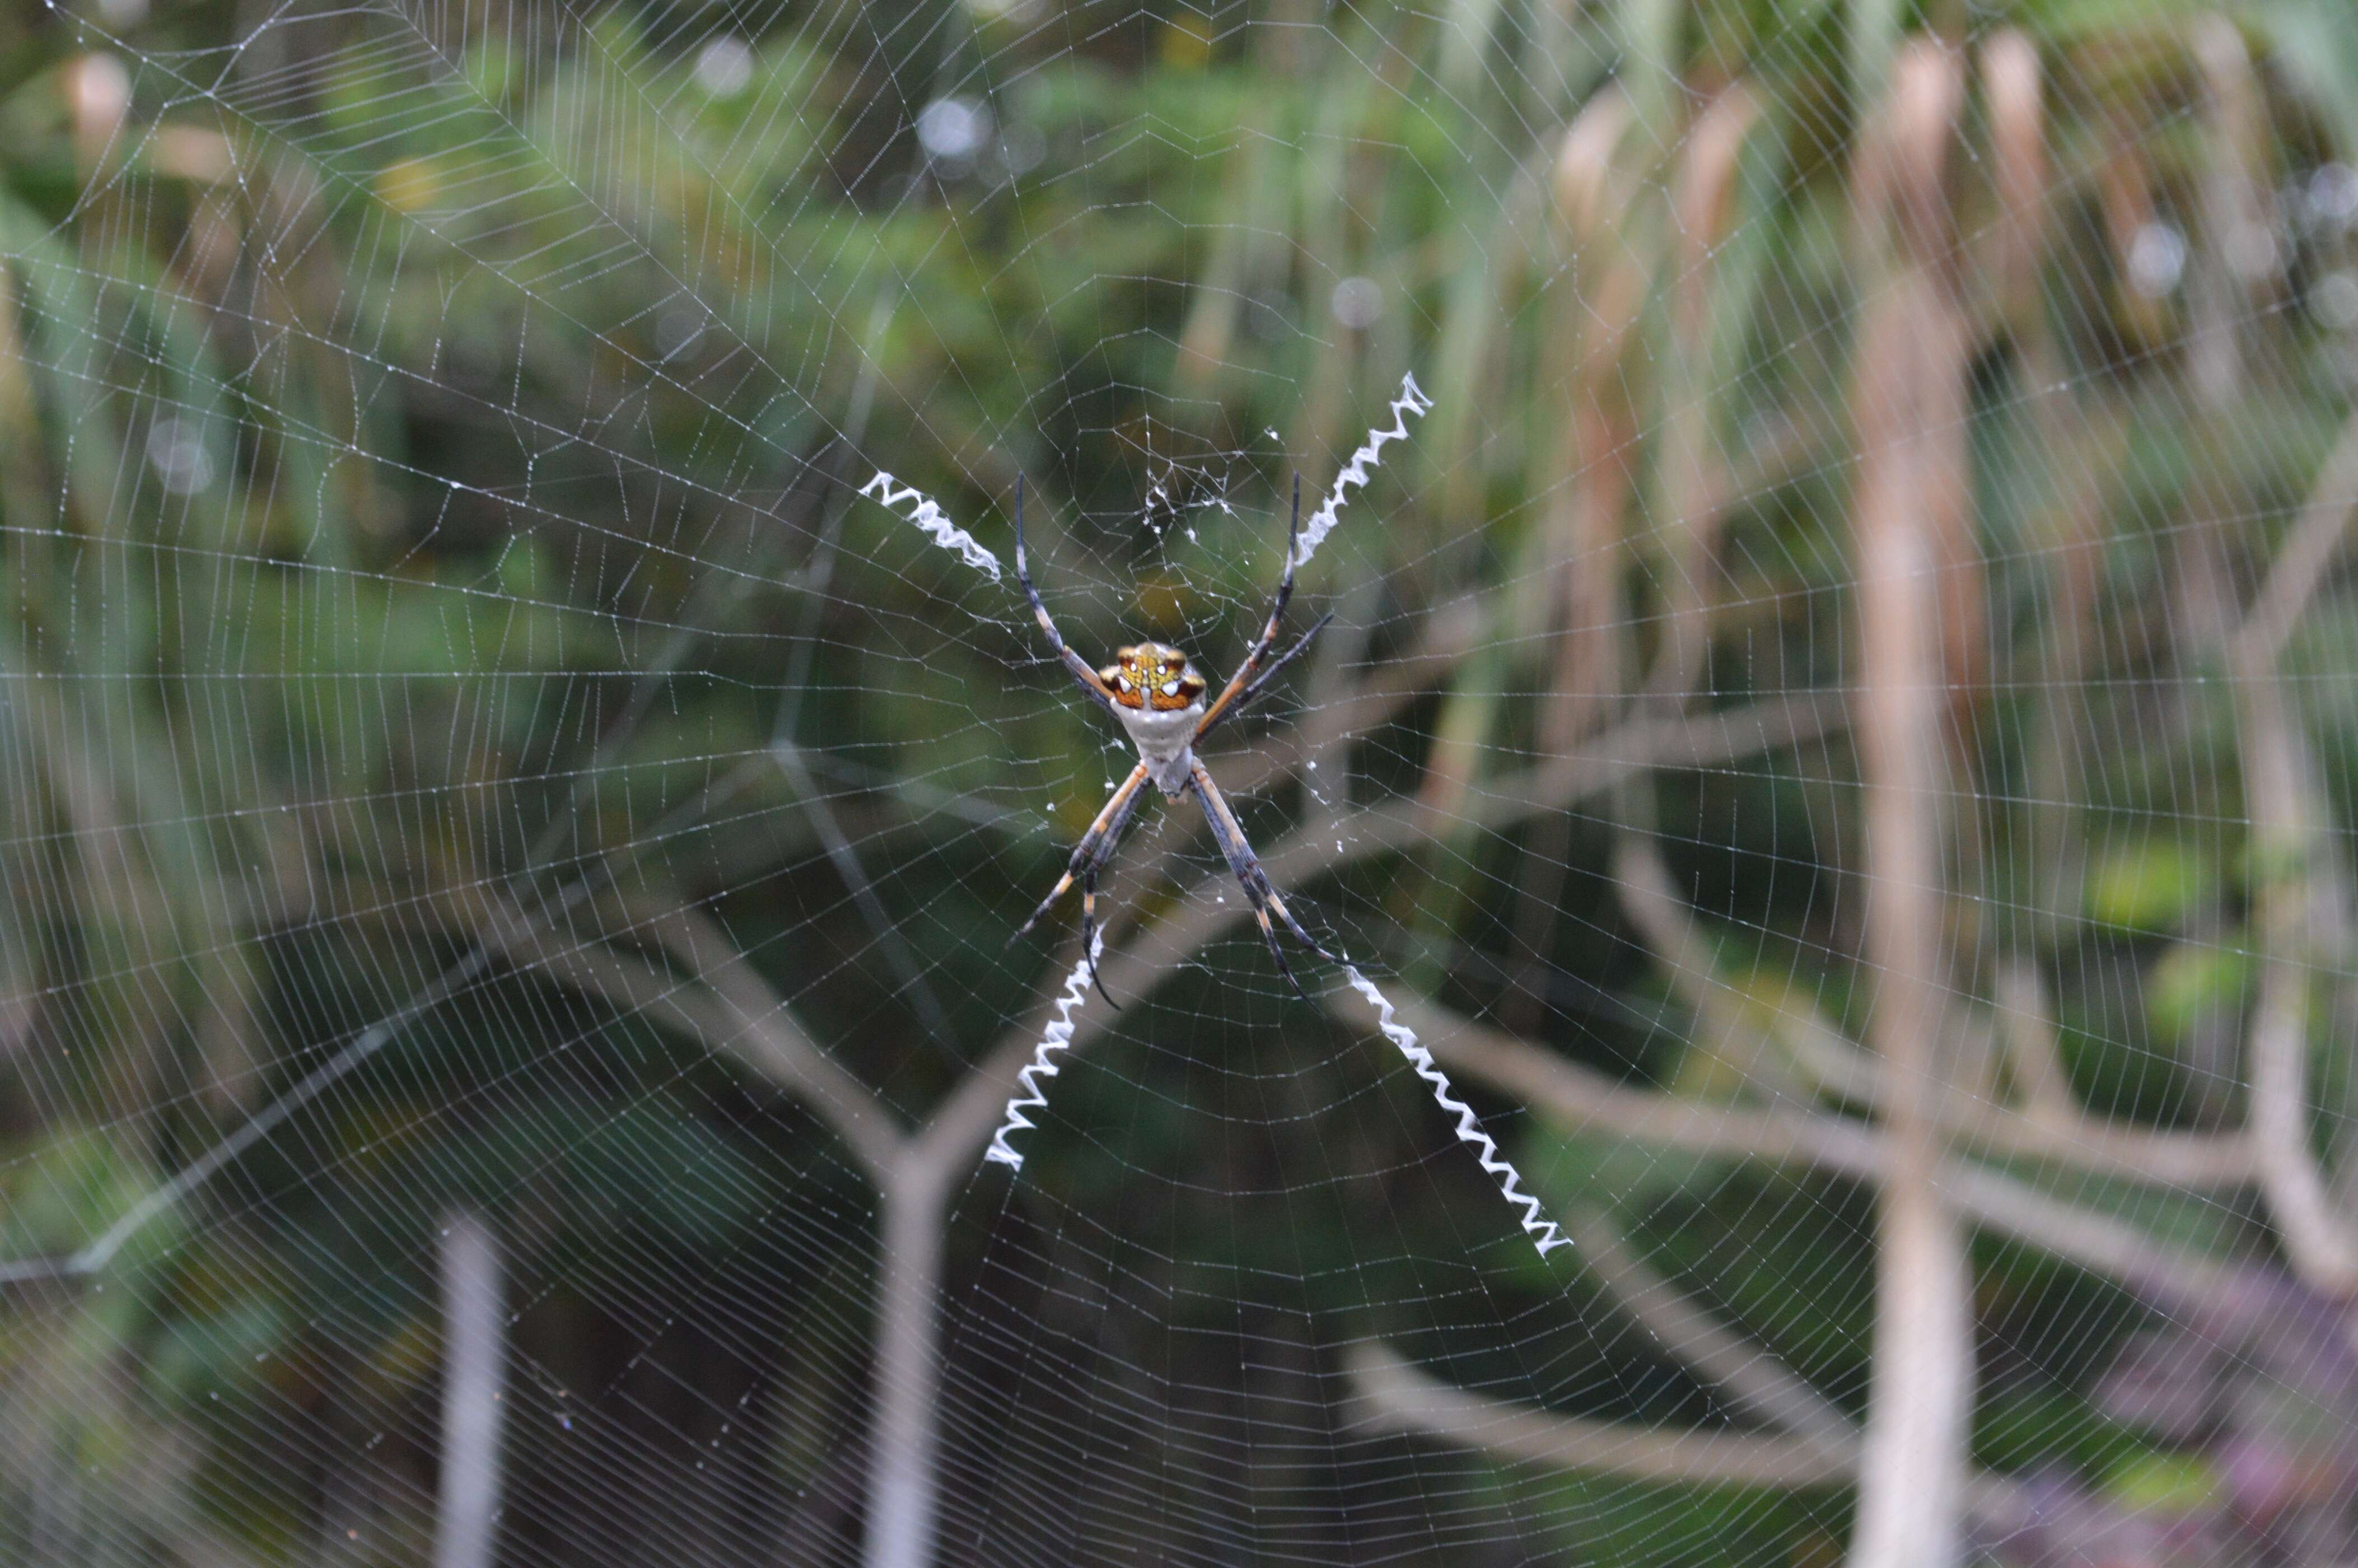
left=1010, top=477, right=1343, bottom=1005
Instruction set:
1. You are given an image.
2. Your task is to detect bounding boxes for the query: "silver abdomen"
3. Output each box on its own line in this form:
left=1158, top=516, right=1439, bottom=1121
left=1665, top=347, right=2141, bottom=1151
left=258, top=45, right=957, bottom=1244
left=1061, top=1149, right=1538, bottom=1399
left=1118, top=701, right=1204, bottom=795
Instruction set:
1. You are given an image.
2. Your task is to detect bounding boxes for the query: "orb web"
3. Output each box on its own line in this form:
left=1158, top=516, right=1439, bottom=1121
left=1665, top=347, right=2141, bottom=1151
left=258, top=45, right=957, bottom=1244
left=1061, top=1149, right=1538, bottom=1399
left=3, top=2, right=2357, bottom=1566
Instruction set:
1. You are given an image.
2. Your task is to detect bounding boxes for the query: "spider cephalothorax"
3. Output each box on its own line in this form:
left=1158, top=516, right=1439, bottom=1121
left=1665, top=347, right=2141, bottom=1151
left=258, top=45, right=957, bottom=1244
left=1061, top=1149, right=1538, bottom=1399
left=1010, top=476, right=1339, bottom=1004
left=1101, top=644, right=1207, bottom=712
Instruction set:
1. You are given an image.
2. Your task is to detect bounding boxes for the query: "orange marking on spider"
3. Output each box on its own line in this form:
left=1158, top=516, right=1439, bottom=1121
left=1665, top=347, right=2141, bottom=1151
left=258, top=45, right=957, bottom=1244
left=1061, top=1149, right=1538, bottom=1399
left=1098, top=644, right=1208, bottom=712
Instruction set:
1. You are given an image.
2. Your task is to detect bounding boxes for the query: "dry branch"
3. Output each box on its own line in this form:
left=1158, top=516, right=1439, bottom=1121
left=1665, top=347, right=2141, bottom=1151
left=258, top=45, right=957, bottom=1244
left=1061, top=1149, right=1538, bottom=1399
left=1326, top=984, right=2239, bottom=1306
left=1566, top=1205, right=1855, bottom=1453
left=468, top=891, right=963, bottom=1568
left=1343, top=1340, right=1854, bottom=1490
left=1201, top=588, right=1486, bottom=809
left=1648, top=84, right=1761, bottom=707
left=1343, top=1341, right=2025, bottom=1514
left=434, top=1211, right=505, bottom=1568
left=2189, top=17, right=2270, bottom=409
left=1047, top=690, right=1848, bottom=1069
left=468, top=893, right=904, bottom=1179
left=2235, top=411, right=2358, bottom=669
left=1500, top=83, right=1655, bottom=1024
left=1615, top=836, right=2258, bottom=1190
left=1991, top=963, right=2081, bottom=1127
left=2228, top=451, right=2358, bottom=1300
left=1979, top=31, right=2047, bottom=348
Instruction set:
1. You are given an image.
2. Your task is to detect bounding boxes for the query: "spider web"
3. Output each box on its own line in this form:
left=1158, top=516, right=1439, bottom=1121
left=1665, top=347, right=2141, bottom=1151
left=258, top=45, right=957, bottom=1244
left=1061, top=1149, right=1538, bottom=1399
left=5, top=1, right=2358, bottom=1565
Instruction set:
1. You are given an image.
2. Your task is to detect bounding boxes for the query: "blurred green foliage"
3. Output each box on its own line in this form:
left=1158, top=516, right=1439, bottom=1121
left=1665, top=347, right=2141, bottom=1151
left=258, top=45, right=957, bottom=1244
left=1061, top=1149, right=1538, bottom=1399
left=2, top=0, right=2358, bottom=1562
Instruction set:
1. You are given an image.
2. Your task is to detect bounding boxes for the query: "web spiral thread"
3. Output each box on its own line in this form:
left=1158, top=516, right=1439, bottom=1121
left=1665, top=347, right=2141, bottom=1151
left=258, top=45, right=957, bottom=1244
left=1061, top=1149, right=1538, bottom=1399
left=983, top=934, right=1104, bottom=1170
left=862, top=470, right=1004, bottom=582
left=1292, top=372, right=1435, bottom=570
left=1344, top=965, right=1572, bottom=1259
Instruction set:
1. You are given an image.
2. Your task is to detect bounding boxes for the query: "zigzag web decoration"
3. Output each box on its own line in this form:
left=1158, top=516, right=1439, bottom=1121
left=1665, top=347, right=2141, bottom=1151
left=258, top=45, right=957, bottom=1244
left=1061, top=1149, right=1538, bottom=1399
left=883, top=380, right=1564, bottom=1259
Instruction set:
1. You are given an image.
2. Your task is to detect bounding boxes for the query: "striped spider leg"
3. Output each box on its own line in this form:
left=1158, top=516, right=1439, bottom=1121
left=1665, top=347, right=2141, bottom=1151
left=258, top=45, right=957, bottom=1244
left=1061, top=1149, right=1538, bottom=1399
left=1011, top=759, right=1149, bottom=1006
left=1185, top=756, right=1342, bottom=997
left=1009, top=477, right=1341, bottom=1002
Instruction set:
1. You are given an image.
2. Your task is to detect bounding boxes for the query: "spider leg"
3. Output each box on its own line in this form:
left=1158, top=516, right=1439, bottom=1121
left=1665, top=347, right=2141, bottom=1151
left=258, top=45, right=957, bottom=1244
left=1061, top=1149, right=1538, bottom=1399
left=1011, top=760, right=1150, bottom=940
left=1012, top=476, right=1121, bottom=716
left=1193, top=475, right=1302, bottom=740
left=1072, top=785, right=1148, bottom=1009
left=1011, top=760, right=1151, bottom=1006
left=1187, top=757, right=1342, bottom=1001
left=1195, top=611, right=1333, bottom=743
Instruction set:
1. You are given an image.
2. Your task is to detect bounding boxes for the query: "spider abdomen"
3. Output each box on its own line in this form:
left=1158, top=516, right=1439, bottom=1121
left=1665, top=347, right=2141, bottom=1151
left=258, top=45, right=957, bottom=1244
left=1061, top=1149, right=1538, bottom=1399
left=1099, top=642, right=1210, bottom=794
left=1116, top=698, right=1206, bottom=795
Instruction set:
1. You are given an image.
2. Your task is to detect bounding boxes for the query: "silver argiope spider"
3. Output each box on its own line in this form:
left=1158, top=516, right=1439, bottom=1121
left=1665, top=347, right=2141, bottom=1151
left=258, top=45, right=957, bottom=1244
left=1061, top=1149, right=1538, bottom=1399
left=1010, top=477, right=1342, bottom=1004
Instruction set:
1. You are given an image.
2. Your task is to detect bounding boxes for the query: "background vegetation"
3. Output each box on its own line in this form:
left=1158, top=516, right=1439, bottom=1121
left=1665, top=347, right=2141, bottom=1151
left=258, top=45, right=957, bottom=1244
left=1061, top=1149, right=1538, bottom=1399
left=5, top=0, right=2358, bottom=1564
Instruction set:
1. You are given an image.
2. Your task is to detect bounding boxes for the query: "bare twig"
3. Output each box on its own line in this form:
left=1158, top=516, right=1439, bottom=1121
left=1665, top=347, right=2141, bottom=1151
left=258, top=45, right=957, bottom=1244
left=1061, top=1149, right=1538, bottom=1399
left=1991, top=962, right=2089, bottom=1128
left=1565, top=1205, right=1855, bottom=1453
left=1343, top=1340, right=1853, bottom=1490
left=456, top=679, right=1846, bottom=1568
left=1978, top=30, right=2048, bottom=357
left=1327, top=984, right=2239, bottom=1307
left=2230, top=642, right=2358, bottom=1298
left=864, top=1172, right=945, bottom=1568
left=468, top=893, right=903, bottom=1180
left=1613, top=834, right=1871, bottom=1104
left=1502, top=86, right=1650, bottom=1026
left=1058, top=690, right=1848, bottom=1071
left=1208, top=586, right=1487, bottom=801
left=1342, top=1341, right=2025, bottom=1514
left=468, top=891, right=965, bottom=1568
left=1648, top=84, right=1761, bottom=708
left=1467, top=693, right=1851, bottom=837
left=2222, top=406, right=2358, bottom=1301
left=1615, top=837, right=2257, bottom=1189
left=2234, top=410, right=2358, bottom=671
left=435, top=1211, right=505, bottom=1568
left=2189, top=16, right=2270, bottom=410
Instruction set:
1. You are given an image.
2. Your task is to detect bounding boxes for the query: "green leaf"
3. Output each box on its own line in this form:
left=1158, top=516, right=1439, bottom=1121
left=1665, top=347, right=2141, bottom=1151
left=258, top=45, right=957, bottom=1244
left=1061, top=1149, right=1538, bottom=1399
left=2085, top=840, right=2211, bottom=933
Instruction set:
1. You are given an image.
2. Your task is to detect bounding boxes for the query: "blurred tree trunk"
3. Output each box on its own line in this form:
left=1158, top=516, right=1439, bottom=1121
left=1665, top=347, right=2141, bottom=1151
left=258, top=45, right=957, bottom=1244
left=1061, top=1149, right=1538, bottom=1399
left=865, top=1175, right=945, bottom=1568
left=1846, top=41, right=1977, bottom=1568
